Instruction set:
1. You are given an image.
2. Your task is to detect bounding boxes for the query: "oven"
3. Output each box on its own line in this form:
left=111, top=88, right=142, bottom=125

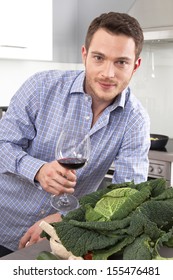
left=0, top=106, right=7, bottom=118
left=148, top=159, right=171, bottom=184
left=99, top=139, right=173, bottom=189
left=148, top=139, right=173, bottom=186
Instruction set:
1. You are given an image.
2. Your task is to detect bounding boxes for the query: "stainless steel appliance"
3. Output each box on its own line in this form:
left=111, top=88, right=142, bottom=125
left=99, top=139, right=173, bottom=189
left=0, top=106, right=7, bottom=118
left=148, top=139, right=173, bottom=186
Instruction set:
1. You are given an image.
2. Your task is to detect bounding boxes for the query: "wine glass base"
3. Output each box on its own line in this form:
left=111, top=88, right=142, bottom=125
left=50, top=194, right=79, bottom=215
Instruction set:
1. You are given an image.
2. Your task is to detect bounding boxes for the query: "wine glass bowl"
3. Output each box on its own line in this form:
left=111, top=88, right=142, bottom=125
left=50, top=130, right=90, bottom=215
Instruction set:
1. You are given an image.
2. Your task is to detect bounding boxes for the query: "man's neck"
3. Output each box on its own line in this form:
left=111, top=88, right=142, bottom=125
left=91, top=99, right=111, bottom=127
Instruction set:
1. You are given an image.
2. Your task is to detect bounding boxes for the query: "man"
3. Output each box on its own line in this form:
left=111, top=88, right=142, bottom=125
left=0, top=12, right=150, bottom=256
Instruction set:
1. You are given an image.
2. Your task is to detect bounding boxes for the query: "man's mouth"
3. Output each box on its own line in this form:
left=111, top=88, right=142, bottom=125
left=98, top=80, right=116, bottom=89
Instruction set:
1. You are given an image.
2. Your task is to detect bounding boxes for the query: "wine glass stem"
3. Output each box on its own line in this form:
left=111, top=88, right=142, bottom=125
left=60, top=193, right=70, bottom=206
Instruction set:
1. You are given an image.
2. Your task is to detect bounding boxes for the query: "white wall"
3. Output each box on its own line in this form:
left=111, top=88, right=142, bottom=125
left=0, top=59, right=83, bottom=106
left=130, top=41, right=173, bottom=138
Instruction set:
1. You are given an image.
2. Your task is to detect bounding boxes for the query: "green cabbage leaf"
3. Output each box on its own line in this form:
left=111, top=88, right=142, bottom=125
left=41, top=178, right=173, bottom=260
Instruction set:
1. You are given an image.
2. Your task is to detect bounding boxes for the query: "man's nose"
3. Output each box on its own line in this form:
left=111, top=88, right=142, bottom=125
left=101, top=62, right=115, bottom=78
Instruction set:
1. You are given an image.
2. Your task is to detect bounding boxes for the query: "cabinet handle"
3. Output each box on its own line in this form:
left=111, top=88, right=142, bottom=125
left=0, top=45, right=27, bottom=49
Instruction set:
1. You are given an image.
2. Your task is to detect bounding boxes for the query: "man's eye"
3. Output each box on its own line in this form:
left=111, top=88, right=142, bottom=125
left=115, top=60, right=129, bottom=68
left=117, top=60, right=127, bottom=65
left=94, top=55, right=103, bottom=61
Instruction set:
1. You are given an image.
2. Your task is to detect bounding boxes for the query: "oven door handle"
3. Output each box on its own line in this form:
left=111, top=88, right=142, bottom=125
left=105, top=174, right=113, bottom=179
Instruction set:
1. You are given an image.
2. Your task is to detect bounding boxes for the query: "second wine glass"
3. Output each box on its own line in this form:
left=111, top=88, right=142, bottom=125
left=50, top=130, right=90, bottom=215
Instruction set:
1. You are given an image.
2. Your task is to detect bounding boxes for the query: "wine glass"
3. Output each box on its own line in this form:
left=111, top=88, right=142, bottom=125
left=50, top=130, right=90, bottom=215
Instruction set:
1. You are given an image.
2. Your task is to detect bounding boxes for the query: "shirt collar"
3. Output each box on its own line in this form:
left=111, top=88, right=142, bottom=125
left=70, top=71, right=85, bottom=94
left=107, top=87, right=130, bottom=112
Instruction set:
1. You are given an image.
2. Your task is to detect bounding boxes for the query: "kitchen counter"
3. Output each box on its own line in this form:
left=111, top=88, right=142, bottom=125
left=149, top=139, right=173, bottom=162
left=149, top=150, right=173, bottom=162
left=1, top=240, right=173, bottom=260
left=0, top=240, right=51, bottom=260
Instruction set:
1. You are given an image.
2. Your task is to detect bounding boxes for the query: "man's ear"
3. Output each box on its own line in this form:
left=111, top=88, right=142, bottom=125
left=133, top=57, right=141, bottom=73
left=81, top=45, right=87, bottom=64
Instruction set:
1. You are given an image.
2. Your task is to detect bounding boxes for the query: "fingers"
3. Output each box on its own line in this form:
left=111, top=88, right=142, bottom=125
left=35, top=161, right=77, bottom=195
left=19, top=226, right=45, bottom=249
left=19, top=214, right=62, bottom=249
left=57, top=170, right=76, bottom=186
left=47, top=174, right=76, bottom=195
left=18, top=231, right=31, bottom=249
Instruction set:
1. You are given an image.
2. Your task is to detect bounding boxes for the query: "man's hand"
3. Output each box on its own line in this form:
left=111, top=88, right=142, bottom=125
left=18, top=213, right=62, bottom=249
left=35, top=160, right=77, bottom=195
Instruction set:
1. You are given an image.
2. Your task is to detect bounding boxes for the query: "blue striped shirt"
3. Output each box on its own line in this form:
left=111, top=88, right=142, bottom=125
left=0, top=70, right=150, bottom=251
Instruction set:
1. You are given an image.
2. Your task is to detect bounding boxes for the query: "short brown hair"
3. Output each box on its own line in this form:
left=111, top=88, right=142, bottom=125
left=85, top=12, right=144, bottom=59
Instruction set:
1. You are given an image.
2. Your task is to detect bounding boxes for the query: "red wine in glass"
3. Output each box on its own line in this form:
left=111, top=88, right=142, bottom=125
left=57, top=157, right=87, bottom=169
left=50, top=130, right=90, bottom=215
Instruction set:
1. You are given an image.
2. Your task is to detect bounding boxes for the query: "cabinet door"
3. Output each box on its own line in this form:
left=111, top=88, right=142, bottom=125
left=0, top=0, right=52, bottom=61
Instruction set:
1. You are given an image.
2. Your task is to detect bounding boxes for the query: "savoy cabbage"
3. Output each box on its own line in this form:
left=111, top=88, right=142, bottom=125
left=42, top=178, right=173, bottom=260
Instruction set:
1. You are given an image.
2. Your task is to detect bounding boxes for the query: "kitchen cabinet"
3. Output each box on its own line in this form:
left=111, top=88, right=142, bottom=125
left=128, top=0, right=173, bottom=30
left=0, top=0, right=52, bottom=61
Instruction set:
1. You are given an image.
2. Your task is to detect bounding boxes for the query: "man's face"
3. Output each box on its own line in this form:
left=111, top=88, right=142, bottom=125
left=82, top=28, right=141, bottom=104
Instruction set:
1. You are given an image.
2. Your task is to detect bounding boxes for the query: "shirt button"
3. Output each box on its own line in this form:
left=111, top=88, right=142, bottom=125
left=40, top=209, right=45, bottom=215
left=85, top=116, right=90, bottom=120
left=85, top=95, right=91, bottom=102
